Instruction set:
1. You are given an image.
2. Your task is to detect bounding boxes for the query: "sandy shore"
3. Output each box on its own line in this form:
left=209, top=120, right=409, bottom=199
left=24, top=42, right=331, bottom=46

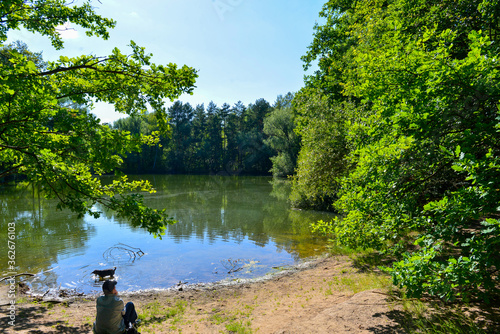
left=0, top=254, right=414, bottom=333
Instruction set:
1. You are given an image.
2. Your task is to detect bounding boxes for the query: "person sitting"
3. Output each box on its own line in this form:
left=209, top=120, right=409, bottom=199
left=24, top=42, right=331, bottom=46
left=93, top=280, right=138, bottom=334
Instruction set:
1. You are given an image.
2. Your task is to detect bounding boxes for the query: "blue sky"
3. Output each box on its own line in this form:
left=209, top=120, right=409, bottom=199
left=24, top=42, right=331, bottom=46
left=6, top=0, right=324, bottom=123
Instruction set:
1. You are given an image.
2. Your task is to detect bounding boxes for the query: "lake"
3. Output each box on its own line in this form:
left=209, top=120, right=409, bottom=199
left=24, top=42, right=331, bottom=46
left=0, top=175, right=335, bottom=294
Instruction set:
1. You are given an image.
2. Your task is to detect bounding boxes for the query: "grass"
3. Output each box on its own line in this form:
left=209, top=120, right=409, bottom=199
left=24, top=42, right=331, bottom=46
left=208, top=306, right=254, bottom=333
left=327, top=246, right=498, bottom=333
left=83, top=315, right=93, bottom=326
left=137, top=299, right=188, bottom=331
left=14, top=246, right=497, bottom=334
left=16, top=296, right=29, bottom=304
left=398, top=299, right=491, bottom=334
left=225, top=319, right=253, bottom=333
left=320, top=253, right=392, bottom=295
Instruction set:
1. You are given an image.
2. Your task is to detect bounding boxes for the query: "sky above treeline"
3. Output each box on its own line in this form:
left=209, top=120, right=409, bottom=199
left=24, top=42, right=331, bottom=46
left=6, top=0, right=325, bottom=123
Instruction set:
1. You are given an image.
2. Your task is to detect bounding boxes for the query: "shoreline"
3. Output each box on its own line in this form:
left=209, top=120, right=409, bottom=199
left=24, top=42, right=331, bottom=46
left=20, top=253, right=332, bottom=303
left=2, top=253, right=497, bottom=333
left=123, top=253, right=331, bottom=294
left=3, top=254, right=405, bottom=333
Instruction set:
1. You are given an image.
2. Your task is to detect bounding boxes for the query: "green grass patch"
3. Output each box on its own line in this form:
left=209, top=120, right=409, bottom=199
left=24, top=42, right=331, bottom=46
left=208, top=308, right=253, bottom=333
left=138, top=299, right=187, bottom=328
left=225, top=319, right=252, bottom=334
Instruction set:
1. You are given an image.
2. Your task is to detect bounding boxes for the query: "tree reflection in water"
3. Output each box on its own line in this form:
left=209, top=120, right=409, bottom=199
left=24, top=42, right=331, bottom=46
left=0, top=182, right=96, bottom=291
left=0, top=176, right=334, bottom=293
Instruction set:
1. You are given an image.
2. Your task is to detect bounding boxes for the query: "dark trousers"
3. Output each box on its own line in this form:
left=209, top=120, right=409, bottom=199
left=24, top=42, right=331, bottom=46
left=123, top=302, right=138, bottom=328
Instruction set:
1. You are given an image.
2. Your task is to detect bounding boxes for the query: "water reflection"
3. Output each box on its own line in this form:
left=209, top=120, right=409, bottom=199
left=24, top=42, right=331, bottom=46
left=0, top=176, right=334, bottom=293
left=0, top=183, right=96, bottom=290
left=109, top=175, right=330, bottom=259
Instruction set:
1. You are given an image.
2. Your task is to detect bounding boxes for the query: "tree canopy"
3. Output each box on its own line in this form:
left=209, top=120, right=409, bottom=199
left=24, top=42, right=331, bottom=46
left=112, top=97, right=286, bottom=177
left=296, top=0, right=500, bottom=301
left=0, top=0, right=197, bottom=236
left=263, top=93, right=300, bottom=178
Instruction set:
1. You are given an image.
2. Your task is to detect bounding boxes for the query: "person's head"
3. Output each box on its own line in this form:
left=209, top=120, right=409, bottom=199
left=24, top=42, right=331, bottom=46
left=102, top=280, right=118, bottom=295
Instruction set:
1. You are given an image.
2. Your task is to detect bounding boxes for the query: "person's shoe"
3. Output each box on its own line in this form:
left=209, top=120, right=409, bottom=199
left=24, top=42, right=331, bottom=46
left=125, top=327, right=139, bottom=334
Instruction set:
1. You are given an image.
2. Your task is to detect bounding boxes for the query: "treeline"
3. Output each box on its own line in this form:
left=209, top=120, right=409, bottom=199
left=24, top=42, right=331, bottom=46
left=112, top=93, right=300, bottom=176
left=291, top=0, right=500, bottom=302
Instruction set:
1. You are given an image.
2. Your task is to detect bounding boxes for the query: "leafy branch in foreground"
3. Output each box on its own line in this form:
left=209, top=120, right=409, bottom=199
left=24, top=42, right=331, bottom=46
left=0, top=1, right=198, bottom=236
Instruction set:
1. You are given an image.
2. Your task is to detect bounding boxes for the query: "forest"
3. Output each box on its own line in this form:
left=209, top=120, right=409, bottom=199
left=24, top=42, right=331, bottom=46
left=1, top=0, right=499, bottom=304
left=111, top=94, right=299, bottom=177
left=292, top=0, right=500, bottom=302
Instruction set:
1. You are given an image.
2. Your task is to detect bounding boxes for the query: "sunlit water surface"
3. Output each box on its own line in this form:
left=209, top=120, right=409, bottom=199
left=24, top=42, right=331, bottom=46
left=0, top=175, right=335, bottom=294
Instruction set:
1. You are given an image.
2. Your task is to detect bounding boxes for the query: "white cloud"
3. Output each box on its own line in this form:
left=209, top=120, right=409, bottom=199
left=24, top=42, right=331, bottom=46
left=56, top=22, right=79, bottom=40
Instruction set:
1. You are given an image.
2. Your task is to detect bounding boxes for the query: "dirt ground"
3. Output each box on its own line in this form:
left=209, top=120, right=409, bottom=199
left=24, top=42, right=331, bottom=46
left=1, top=254, right=497, bottom=333
left=0, top=255, right=408, bottom=333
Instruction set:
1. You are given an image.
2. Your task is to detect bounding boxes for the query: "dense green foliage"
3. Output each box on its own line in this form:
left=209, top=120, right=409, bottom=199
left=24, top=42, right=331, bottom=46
left=113, top=96, right=297, bottom=176
left=3, top=0, right=499, bottom=302
left=0, top=1, right=197, bottom=236
left=297, top=0, right=500, bottom=301
left=263, top=93, right=300, bottom=178
left=291, top=91, right=355, bottom=210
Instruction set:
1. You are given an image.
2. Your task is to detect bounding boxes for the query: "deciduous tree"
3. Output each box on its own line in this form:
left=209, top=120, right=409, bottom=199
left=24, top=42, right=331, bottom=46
left=0, top=1, right=197, bottom=236
left=303, top=0, right=500, bottom=301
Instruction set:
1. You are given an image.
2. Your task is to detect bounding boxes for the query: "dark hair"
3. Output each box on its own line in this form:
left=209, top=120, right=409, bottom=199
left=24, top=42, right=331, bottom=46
left=102, top=280, right=117, bottom=293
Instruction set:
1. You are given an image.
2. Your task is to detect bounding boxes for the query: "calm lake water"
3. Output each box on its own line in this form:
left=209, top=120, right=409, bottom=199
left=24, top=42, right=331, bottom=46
left=0, top=175, right=334, bottom=294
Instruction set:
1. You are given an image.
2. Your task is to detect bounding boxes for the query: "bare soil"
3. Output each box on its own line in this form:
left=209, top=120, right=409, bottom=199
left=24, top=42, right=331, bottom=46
left=2, top=255, right=497, bottom=333
left=0, top=255, right=408, bottom=333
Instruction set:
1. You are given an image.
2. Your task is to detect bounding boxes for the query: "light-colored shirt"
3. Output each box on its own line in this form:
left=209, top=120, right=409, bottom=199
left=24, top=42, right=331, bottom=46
left=93, top=295, right=125, bottom=334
